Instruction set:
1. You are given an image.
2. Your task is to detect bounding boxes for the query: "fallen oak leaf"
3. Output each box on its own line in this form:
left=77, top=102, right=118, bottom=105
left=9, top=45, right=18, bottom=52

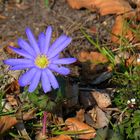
left=65, top=118, right=96, bottom=139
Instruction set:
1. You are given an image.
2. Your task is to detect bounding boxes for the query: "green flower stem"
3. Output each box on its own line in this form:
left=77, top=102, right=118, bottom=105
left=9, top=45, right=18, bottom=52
left=42, top=111, right=47, bottom=135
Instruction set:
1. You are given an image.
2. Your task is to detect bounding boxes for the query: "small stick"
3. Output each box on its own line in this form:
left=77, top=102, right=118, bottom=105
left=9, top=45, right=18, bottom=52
left=42, top=111, right=47, bottom=136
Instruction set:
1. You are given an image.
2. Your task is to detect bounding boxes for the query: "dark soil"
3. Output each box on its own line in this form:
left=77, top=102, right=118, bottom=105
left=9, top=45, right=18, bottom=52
left=0, top=0, right=114, bottom=57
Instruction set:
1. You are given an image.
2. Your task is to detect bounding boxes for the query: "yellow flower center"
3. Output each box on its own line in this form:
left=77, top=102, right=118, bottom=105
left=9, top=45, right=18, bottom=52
left=35, top=55, right=49, bottom=68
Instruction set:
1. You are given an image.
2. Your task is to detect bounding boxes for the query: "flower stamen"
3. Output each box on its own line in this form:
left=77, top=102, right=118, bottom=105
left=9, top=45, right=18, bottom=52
left=35, top=55, right=49, bottom=68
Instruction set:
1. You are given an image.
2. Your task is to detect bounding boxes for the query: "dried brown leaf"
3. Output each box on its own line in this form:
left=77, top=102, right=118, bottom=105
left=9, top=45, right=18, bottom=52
left=94, top=106, right=109, bottom=128
left=91, top=90, right=111, bottom=108
left=76, top=109, right=85, bottom=122
left=23, top=109, right=37, bottom=121
left=0, top=15, right=7, bottom=19
left=78, top=51, right=108, bottom=64
left=111, top=15, right=134, bottom=43
left=88, top=106, right=109, bottom=128
left=126, top=55, right=140, bottom=66
left=6, top=95, right=18, bottom=106
left=67, top=0, right=132, bottom=15
left=65, top=118, right=96, bottom=139
left=5, top=80, right=20, bottom=94
left=0, top=116, right=18, bottom=134
left=67, top=0, right=138, bottom=44
left=4, top=42, right=17, bottom=56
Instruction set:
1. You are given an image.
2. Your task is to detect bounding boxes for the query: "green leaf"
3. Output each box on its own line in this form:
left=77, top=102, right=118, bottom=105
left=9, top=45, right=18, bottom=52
left=134, top=128, right=140, bottom=140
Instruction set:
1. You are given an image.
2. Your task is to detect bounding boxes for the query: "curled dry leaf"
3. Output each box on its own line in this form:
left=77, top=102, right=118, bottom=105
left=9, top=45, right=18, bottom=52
left=35, top=132, right=47, bottom=140
left=115, top=52, right=140, bottom=66
left=115, top=51, right=130, bottom=64
left=78, top=51, right=90, bottom=62
left=76, top=109, right=85, bottom=122
left=48, top=135, right=72, bottom=140
left=95, top=106, right=110, bottom=128
left=16, top=3, right=30, bottom=10
left=5, top=80, right=20, bottom=94
left=78, top=51, right=109, bottom=83
left=4, top=42, right=17, bottom=56
left=2, top=100, right=13, bottom=112
left=131, top=0, right=140, bottom=5
left=111, top=15, right=134, bottom=43
left=23, top=109, right=37, bottom=121
left=78, top=51, right=108, bottom=64
left=126, top=55, right=140, bottom=66
left=6, top=94, right=18, bottom=106
left=0, top=15, right=7, bottom=19
left=89, top=106, right=110, bottom=128
left=65, top=118, right=96, bottom=139
left=67, top=0, right=132, bottom=15
left=91, top=90, right=111, bottom=108
left=0, top=116, right=18, bottom=134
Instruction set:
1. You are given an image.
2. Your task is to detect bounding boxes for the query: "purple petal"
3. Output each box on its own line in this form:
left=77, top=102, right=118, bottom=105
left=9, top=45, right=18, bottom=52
left=38, top=32, right=45, bottom=54
left=50, top=54, right=59, bottom=61
left=41, top=70, right=51, bottom=93
left=4, top=59, right=33, bottom=66
left=9, top=47, right=34, bottom=59
left=44, top=26, right=52, bottom=54
left=18, top=68, right=37, bottom=86
left=47, top=35, right=68, bottom=55
left=9, top=64, right=34, bottom=70
left=51, top=58, right=76, bottom=64
left=48, top=64, right=70, bottom=75
left=46, top=68, right=59, bottom=89
left=49, top=55, right=59, bottom=62
left=28, top=70, right=41, bottom=92
left=25, top=28, right=40, bottom=55
left=18, top=38, right=36, bottom=57
left=48, top=37, right=72, bottom=59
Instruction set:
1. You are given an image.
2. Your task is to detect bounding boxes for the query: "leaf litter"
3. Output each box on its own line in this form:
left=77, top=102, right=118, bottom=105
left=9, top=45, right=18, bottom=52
left=0, top=0, right=140, bottom=139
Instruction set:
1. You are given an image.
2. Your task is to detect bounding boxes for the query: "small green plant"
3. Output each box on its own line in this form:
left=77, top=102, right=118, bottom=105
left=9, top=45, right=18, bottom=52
left=112, top=61, right=140, bottom=139
left=81, top=20, right=140, bottom=139
left=44, top=0, right=49, bottom=7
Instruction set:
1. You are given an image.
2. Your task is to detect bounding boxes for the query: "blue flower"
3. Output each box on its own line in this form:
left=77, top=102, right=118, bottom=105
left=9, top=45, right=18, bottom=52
left=4, top=26, right=76, bottom=93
